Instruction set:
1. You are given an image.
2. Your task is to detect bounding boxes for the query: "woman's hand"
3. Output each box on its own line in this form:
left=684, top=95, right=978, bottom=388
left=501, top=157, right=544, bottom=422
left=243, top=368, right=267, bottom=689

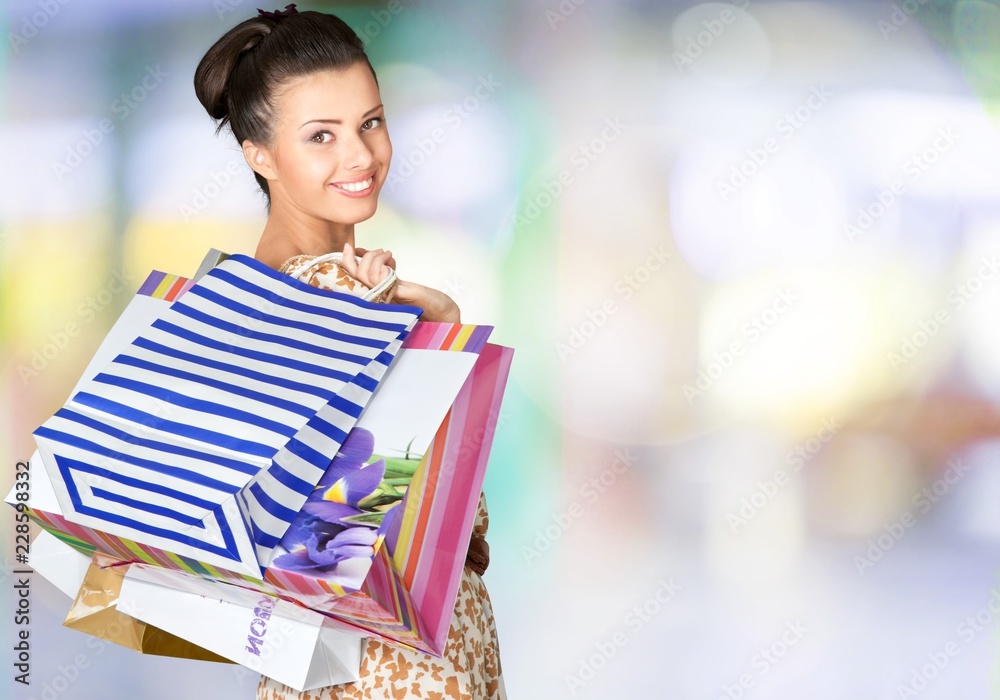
left=342, top=243, right=461, bottom=323
left=341, top=243, right=395, bottom=286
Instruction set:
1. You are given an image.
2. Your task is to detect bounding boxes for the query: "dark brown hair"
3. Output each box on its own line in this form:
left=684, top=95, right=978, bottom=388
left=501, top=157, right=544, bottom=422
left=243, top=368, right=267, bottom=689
left=193, top=10, right=378, bottom=211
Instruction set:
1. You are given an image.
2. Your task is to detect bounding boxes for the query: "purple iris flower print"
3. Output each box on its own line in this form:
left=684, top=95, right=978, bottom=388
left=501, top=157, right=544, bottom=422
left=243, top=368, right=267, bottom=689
left=271, top=426, right=385, bottom=575
left=271, top=520, right=378, bottom=571
left=302, top=425, right=386, bottom=526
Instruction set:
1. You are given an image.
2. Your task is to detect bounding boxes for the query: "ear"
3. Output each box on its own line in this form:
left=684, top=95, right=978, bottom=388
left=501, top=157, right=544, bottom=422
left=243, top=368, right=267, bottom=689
left=242, top=139, right=277, bottom=180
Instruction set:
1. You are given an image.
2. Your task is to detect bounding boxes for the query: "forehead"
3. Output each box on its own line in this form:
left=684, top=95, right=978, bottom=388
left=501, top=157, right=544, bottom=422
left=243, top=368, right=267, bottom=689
left=273, top=63, right=379, bottom=122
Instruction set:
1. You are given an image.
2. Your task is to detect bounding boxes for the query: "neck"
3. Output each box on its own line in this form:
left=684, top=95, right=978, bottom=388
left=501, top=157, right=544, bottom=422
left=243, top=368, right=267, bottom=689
left=260, top=187, right=358, bottom=254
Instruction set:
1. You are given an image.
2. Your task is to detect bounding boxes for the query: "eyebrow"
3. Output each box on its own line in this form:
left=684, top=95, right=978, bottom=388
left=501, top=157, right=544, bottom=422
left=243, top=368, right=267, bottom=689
left=300, top=104, right=384, bottom=129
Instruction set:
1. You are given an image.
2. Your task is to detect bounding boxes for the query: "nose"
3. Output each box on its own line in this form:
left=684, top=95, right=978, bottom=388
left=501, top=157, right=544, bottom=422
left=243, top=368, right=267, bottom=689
left=342, top=132, right=375, bottom=171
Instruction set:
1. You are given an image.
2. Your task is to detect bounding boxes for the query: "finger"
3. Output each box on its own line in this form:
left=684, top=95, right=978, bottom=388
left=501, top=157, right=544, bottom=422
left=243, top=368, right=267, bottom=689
left=372, top=250, right=394, bottom=283
left=357, top=249, right=383, bottom=286
left=341, top=243, right=359, bottom=276
left=374, top=260, right=392, bottom=284
left=354, top=245, right=394, bottom=270
left=355, top=249, right=375, bottom=285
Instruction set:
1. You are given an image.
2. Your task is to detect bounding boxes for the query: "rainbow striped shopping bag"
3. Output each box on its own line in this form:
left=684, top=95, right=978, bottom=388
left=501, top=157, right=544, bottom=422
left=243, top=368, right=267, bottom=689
left=286, top=337, right=515, bottom=656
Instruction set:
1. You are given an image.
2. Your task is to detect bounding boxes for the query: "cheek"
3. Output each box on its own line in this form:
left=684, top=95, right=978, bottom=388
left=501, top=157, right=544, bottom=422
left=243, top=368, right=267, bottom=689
left=374, top=132, right=392, bottom=163
left=284, top=150, right=329, bottom=184
left=376, top=135, right=392, bottom=168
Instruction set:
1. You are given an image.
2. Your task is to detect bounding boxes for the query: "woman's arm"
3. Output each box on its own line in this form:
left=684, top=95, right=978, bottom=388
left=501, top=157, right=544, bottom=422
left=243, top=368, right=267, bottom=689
left=341, top=243, right=461, bottom=323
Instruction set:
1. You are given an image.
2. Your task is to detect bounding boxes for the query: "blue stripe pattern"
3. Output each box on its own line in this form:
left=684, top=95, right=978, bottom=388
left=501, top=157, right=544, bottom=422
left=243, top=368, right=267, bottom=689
left=150, top=319, right=357, bottom=383
left=90, top=373, right=298, bottom=438
left=34, top=254, right=420, bottom=578
left=130, top=336, right=339, bottom=401
left=113, top=353, right=315, bottom=418
left=35, top=424, right=249, bottom=491
left=171, top=300, right=384, bottom=359
left=47, top=409, right=261, bottom=476
left=182, top=285, right=391, bottom=351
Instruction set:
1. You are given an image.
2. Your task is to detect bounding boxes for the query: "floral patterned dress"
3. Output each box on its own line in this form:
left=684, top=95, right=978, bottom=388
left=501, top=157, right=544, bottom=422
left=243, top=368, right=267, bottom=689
left=255, top=255, right=507, bottom=700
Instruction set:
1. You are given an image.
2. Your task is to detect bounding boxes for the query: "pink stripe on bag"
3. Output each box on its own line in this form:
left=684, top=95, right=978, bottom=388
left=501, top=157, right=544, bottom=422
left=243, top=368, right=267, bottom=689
left=411, top=344, right=509, bottom=647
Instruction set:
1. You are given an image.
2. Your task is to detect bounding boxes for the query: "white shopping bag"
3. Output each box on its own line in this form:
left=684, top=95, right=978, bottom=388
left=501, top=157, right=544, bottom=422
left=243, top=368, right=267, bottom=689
left=118, top=562, right=364, bottom=691
left=27, top=529, right=92, bottom=599
left=32, top=253, right=422, bottom=578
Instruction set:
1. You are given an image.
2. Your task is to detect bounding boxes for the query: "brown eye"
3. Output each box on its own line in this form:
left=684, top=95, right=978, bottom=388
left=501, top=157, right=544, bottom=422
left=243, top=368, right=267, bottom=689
left=310, top=131, right=332, bottom=143
left=362, top=117, right=384, bottom=131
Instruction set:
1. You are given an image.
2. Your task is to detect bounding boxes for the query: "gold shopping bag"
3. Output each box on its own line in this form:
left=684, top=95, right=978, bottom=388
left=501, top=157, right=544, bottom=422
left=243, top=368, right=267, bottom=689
left=63, top=559, right=234, bottom=664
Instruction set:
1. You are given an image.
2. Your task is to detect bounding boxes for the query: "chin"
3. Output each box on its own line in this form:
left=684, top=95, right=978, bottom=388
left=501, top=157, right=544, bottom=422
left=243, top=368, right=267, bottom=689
left=335, top=204, right=378, bottom=225
left=353, top=209, right=377, bottom=224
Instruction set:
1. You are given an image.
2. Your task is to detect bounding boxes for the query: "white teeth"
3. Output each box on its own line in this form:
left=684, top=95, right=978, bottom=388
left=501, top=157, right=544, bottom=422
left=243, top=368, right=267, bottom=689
left=334, top=177, right=373, bottom=193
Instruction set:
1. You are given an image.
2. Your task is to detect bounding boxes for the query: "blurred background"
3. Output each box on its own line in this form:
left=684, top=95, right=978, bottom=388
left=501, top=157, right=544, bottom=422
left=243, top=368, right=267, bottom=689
left=4, top=0, right=1000, bottom=697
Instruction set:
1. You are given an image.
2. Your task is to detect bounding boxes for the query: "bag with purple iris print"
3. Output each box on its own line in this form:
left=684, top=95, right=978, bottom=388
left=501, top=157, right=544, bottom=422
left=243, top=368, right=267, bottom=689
left=261, top=334, right=514, bottom=658
left=262, top=320, right=498, bottom=595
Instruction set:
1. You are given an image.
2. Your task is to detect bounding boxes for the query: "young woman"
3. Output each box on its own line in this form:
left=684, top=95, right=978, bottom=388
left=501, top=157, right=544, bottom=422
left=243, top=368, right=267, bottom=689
left=193, top=6, right=506, bottom=699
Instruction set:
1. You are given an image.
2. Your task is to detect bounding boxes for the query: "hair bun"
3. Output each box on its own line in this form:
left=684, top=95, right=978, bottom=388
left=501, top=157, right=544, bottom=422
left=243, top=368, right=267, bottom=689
left=193, top=20, right=271, bottom=126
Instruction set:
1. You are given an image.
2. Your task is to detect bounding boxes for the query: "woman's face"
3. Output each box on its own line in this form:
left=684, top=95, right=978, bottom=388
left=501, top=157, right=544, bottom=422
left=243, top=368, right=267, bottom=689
left=254, top=62, right=391, bottom=225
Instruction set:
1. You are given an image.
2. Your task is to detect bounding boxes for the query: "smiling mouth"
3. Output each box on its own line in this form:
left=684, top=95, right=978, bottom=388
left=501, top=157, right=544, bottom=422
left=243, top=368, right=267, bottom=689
left=330, top=171, right=376, bottom=193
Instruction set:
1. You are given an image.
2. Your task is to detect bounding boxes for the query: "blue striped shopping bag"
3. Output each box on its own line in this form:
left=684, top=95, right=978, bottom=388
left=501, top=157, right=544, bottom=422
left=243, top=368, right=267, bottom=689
left=32, top=254, right=422, bottom=579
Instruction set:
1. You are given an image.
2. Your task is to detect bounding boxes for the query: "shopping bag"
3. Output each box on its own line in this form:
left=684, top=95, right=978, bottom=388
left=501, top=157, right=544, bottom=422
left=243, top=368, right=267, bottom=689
left=63, top=557, right=233, bottom=663
left=6, top=254, right=513, bottom=657
left=294, top=340, right=515, bottom=655
left=117, top=561, right=363, bottom=691
left=26, top=529, right=94, bottom=599
left=31, top=253, right=423, bottom=578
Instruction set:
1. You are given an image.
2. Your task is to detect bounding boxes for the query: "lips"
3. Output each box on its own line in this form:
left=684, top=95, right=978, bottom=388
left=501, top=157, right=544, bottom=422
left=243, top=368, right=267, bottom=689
left=331, top=170, right=376, bottom=194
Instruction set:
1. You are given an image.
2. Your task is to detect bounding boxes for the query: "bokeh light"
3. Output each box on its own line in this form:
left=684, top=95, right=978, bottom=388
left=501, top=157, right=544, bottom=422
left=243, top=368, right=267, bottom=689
left=4, top=1, right=1000, bottom=698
